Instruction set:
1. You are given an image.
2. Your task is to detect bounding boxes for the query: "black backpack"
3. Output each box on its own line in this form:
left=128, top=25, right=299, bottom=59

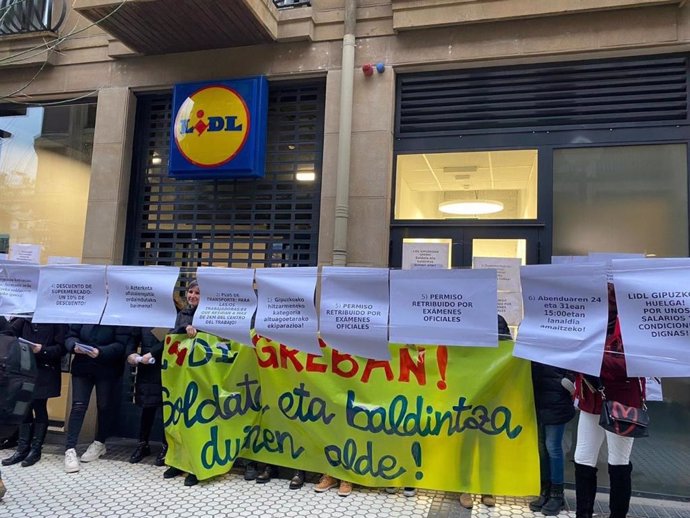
left=0, top=335, right=37, bottom=425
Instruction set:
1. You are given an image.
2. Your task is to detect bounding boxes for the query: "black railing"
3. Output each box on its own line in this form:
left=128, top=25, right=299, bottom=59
left=273, top=0, right=311, bottom=9
left=0, top=0, right=66, bottom=36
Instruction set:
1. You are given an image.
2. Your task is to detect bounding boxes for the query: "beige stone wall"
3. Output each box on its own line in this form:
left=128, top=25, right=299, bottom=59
left=3, top=1, right=690, bottom=266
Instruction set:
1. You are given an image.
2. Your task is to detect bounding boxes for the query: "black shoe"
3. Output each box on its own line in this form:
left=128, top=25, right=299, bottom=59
left=155, top=444, right=167, bottom=467
left=184, top=474, right=198, bottom=486
left=541, top=484, right=565, bottom=516
left=129, top=442, right=151, bottom=464
left=529, top=481, right=550, bottom=512
left=244, top=462, right=259, bottom=481
left=2, top=448, right=30, bottom=466
left=256, top=465, right=275, bottom=484
left=289, top=470, right=305, bottom=490
left=20, top=448, right=41, bottom=467
left=163, top=466, right=183, bottom=479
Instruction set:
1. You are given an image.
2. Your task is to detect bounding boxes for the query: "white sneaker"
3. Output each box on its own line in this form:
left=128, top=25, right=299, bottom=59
left=80, top=441, right=106, bottom=462
left=64, top=448, right=80, bottom=473
left=403, top=487, right=417, bottom=497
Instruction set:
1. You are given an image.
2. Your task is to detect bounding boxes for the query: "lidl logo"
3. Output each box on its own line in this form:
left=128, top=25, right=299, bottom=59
left=169, top=77, right=268, bottom=179
left=173, top=85, right=250, bottom=168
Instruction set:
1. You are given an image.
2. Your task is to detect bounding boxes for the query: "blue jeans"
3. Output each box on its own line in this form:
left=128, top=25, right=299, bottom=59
left=538, top=422, right=566, bottom=485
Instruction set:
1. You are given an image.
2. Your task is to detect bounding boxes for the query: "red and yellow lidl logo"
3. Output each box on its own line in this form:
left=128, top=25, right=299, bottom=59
left=173, top=85, right=250, bottom=168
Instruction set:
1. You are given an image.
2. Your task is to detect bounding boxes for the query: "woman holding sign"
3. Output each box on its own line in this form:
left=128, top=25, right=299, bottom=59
left=1, top=318, right=68, bottom=468
left=63, top=324, right=130, bottom=473
left=573, top=285, right=645, bottom=518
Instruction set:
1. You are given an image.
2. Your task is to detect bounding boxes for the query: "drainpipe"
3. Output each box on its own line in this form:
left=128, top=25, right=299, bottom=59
left=332, top=0, right=357, bottom=266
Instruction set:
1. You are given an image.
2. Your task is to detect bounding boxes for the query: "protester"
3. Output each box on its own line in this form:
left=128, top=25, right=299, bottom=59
left=2, top=318, right=67, bottom=468
left=528, top=362, right=576, bottom=515
left=63, top=324, right=130, bottom=473
left=573, top=284, right=645, bottom=518
left=459, top=315, right=513, bottom=510
left=0, top=316, right=10, bottom=500
left=126, top=327, right=166, bottom=466
left=163, top=279, right=201, bottom=487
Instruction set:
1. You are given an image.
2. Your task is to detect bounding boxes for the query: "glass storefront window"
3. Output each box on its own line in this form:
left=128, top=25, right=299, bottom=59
left=395, top=149, right=538, bottom=220
left=0, top=103, right=96, bottom=263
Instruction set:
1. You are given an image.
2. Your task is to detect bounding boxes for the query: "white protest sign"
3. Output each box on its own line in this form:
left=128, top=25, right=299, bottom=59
left=0, top=262, right=39, bottom=315
left=9, top=243, right=41, bottom=264
left=319, top=267, right=390, bottom=360
left=612, top=258, right=690, bottom=377
left=514, top=264, right=609, bottom=376
left=101, top=266, right=180, bottom=328
left=194, top=267, right=257, bottom=345
left=589, top=252, right=646, bottom=281
left=402, top=241, right=451, bottom=270
left=33, top=265, right=107, bottom=324
left=389, top=269, right=497, bottom=346
left=47, top=256, right=81, bottom=265
left=0, top=254, right=7, bottom=261
left=498, top=291, right=524, bottom=327
left=645, top=377, right=663, bottom=402
left=255, top=267, right=319, bottom=355
left=473, top=257, right=522, bottom=293
left=551, top=256, right=589, bottom=264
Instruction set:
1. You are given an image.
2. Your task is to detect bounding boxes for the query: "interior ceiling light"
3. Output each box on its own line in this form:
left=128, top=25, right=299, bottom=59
left=296, top=171, right=315, bottom=182
left=438, top=200, right=504, bottom=215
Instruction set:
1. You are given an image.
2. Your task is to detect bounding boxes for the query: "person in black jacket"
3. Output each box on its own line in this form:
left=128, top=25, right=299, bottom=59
left=2, top=318, right=67, bottom=468
left=63, top=324, right=130, bottom=473
left=126, top=327, right=166, bottom=466
left=528, top=362, right=576, bottom=515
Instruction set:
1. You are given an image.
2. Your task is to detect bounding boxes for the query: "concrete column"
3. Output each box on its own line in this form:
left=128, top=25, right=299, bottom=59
left=81, top=87, right=137, bottom=265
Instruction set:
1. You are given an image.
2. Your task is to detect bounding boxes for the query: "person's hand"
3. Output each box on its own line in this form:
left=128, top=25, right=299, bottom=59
left=127, top=353, right=139, bottom=366
left=31, top=343, right=43, bottom=354
left=86, top=348, right=100, bottom=359
left=185, top=325, right=197, bottom=338
left=141, top=352, right=153, bottom=364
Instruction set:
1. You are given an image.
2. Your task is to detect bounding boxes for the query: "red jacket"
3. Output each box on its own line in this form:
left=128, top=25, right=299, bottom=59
left=576, top=319, right=645, bottom=414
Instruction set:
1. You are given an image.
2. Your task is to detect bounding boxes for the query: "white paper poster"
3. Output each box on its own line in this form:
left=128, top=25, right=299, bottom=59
left=473, top=257, right=522, bottom=293
left=47, top=256, right=81, bottom=265
left=514, top=264, right=609, bottom=376
left=101, top=266, right=180, bottom=328
left=319, top=267, right=390, bottom=360
left=551, top=256, right=589, bottom=264
left=389, top=269, right=498, bottom=346
left=194, top=267, right=257, bottom=345
left=9, top=243, right=41, bottom=264
left=33, top=265, right=108, bottom=324
left=255, top=267, right=319, bottom=355
left=0, top=262, right=40, bottom=315
left=402, top=241, right=451, bottom=270
left=612, top=258, right=690, bottom=377
left=497, top=291, right=524, bottom=328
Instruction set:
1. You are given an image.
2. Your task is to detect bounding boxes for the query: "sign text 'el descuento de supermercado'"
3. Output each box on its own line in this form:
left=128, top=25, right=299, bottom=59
left=169, top=77, right=268, bottom=179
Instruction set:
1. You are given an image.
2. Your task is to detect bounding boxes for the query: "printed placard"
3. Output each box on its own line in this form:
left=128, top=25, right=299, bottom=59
left=319, top=267, right=390, bottom=360
left=101, top=266, right=180, bottom=327
left=497, top=291, right=524, bottom=327
left=33, top=265, right=107, bottom=324
left=9, top=243, right=41, bottom=264
left=194, top=267, right=257, bottom=345
left=0, top=261, right=39, bottom=315
left=255, top=267, right=319, bottom=354
left=514, top=264, right=609, bottom=376
left=612, top=258, right=690, bottom=377
left=402, top=240, right=451, bottom=270
left=389, top=269, right=498, bottom=346
left=473, top=257, right=522, bottom=293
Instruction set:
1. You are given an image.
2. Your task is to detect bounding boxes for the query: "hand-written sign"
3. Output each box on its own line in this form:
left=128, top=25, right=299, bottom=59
left=161, top=332, right=539, bottom=495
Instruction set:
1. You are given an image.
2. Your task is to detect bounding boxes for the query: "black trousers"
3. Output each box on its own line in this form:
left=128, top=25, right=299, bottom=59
left=65, top=374, right=120, bottom=450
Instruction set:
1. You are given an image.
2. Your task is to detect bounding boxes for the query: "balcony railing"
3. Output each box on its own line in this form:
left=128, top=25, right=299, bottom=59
left=0, top=0, right=66, bottom=36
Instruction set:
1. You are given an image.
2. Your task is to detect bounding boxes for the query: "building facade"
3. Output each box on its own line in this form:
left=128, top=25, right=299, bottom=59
left=1, top=0, right=689, bottom=497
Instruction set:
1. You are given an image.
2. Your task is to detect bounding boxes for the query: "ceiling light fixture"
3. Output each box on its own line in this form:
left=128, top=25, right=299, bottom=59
left=438, top=200, right=504, bottom=215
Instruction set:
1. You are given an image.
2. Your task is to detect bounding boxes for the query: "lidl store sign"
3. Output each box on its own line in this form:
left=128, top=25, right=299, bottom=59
left=169, top=77, right=268, bottom=179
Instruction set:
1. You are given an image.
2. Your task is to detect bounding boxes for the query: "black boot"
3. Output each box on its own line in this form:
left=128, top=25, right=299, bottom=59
left=541, top=483, right=565, bottom=516
left=155, top=442, right=167, bottom=467
left=575, top=463, right=598, bottom=518
left=21, top=423, right=48, bottom=467
left=129, top=442, right=151, bottom=463
left=529, top=480, right=550, bottom=511
left=608, top=463, right=632, bottom=518
left=1, top=423, right=32, bottom=466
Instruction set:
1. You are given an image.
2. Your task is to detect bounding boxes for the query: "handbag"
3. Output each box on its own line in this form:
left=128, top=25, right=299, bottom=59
left=598, top=383, right=649, bottom=438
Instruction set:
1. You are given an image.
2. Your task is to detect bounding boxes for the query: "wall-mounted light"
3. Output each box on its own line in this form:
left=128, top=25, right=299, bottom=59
left=151, top=153, right=162, bottom=165
left=438, top=200, right=504, bottom=215
left=296, top=171, right=316, bottom=182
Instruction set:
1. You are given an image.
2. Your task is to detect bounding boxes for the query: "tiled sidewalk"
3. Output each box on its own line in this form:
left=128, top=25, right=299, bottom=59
left=0, top=440, right=688, bottom=518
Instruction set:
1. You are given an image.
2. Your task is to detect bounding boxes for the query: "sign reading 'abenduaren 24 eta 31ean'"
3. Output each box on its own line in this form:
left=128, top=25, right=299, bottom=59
left=169, top=77, right=269, bottom=179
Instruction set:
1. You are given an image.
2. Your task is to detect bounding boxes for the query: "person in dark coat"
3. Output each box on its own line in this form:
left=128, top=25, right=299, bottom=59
left=126, top=327, right=166, bottom=465
left=2, top=318, right=67, bottom=468
left=528, top=362, right=576, bottom=515
left=63, top=324, right=130, bottom=474
left=163, top=279, right=201, bottom=486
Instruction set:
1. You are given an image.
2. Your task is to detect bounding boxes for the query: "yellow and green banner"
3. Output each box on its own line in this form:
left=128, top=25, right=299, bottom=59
left=161, top=332, right=539, bottom=495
